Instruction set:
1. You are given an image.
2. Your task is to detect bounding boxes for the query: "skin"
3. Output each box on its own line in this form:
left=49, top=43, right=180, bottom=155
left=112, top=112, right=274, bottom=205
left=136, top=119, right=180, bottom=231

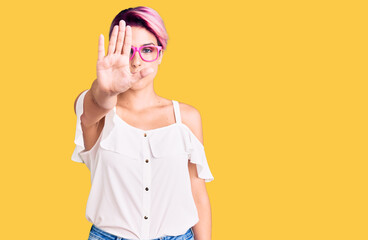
left=74, top=20, right=212, bottom=240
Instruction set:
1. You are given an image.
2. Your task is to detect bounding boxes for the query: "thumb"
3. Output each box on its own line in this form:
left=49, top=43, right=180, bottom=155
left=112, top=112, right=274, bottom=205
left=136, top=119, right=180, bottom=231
left=139, top=68, right=155, bottom=79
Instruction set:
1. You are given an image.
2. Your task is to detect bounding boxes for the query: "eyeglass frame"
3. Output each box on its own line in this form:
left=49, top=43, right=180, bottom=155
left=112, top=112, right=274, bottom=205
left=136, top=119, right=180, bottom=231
left=129, top=45, right=163, bottom=62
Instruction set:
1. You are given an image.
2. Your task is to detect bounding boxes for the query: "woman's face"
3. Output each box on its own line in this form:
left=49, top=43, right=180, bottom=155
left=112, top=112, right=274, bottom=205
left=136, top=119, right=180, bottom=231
left=129, top=26, right=163, bottom=89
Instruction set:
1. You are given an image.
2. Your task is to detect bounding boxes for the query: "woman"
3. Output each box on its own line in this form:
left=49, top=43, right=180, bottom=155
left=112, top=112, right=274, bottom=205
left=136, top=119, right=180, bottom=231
left=72, top=6, right=214, bottom=240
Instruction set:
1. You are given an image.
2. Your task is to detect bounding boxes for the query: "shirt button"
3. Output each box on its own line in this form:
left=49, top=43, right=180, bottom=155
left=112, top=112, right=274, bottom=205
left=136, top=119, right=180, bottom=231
left=144, top=216, right=148, bottom=219
left=145, top=159, right=149, bottom=163
left=145, top=187, right=149, bottom=191
left=144, top=133, right=147, bottom=137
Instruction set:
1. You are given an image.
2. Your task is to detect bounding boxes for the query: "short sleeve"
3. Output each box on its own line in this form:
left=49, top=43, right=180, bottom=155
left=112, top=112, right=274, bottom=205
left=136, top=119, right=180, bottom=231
left=71, top=89, right=90, bottom=163
left=187, top=129, right=214, bottom=183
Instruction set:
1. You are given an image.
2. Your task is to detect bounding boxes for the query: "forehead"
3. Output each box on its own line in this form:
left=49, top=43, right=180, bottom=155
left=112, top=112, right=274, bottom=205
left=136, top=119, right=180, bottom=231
left=131, top=26, right=158, bottom=47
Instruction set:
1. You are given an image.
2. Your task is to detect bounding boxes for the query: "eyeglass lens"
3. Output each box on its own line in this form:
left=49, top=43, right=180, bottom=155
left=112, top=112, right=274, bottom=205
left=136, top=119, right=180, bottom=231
left=130, top=46, right=159, bottom=61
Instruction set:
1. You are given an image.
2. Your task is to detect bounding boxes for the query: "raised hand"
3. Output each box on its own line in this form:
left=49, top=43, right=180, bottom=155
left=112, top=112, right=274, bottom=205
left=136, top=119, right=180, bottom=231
left=96, top=20, right=153, bottom=95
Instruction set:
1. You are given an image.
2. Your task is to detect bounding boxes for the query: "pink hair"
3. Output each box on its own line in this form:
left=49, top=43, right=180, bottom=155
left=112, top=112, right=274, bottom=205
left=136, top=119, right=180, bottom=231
left=109, top=6, right=169, bottom=51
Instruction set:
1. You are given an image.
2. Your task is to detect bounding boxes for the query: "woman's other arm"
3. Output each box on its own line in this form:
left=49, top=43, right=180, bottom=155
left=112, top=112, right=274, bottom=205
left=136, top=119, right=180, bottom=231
left=182, top=104, right=212, bottom=240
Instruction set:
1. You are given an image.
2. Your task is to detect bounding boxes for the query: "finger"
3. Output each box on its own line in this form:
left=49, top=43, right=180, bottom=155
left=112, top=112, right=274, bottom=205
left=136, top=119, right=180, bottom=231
left=108, top=25, right=118, bottom=55
left=139, top=67, right=155, bottom=79
left=98, top=34, right=105, bottom=61
left=115, top=20, right=125, bottom=54
left=131, top=68, right=153, bottom=83
left=122, top=25, right=132, bottom=57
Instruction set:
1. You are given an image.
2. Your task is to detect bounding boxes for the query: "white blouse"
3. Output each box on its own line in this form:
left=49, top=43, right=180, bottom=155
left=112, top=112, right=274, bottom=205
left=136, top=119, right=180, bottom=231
left=71, top=89, right=214, bottom=240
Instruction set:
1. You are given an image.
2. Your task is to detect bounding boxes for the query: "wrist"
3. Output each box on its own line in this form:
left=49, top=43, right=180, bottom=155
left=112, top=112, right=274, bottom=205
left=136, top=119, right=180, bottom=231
left=91, top=79, right=117, bottom=110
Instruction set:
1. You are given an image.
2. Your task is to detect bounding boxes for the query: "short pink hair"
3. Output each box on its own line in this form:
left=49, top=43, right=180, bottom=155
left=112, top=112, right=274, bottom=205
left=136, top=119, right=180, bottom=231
left=109, top=6, right=169, bottom=51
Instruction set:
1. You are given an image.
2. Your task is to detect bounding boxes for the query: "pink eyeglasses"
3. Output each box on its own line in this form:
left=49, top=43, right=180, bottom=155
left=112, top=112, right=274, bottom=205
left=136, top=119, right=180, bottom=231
left=130, top=45, right=163, bottom=62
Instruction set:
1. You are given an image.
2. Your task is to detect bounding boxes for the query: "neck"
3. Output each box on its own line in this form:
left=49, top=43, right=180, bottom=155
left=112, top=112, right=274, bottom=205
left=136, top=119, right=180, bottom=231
left=116, top=87, right=162, bottom=112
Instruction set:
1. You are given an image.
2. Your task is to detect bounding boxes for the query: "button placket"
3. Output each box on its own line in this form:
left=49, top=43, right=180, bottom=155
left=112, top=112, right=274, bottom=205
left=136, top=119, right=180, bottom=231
left=141, top=132, right=151, bottom=239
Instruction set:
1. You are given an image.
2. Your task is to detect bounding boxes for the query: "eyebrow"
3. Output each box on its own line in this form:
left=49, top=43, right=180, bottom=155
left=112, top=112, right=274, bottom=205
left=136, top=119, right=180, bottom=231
left=132, top=42, right=155, bottom=47
left=142, top=42, right=155, bottom=46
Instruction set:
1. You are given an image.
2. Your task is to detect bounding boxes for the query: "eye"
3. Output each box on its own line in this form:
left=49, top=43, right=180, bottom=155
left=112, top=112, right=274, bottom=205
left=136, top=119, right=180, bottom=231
left=141, top=47, right=154, bottom=53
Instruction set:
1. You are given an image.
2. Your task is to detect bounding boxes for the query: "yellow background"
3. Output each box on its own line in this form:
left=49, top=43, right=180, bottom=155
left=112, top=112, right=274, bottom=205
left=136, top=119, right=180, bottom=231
left=0, top=0, right=367, bottom=239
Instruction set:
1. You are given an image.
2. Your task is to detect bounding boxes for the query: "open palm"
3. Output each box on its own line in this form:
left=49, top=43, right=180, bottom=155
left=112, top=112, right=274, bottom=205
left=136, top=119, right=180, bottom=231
left=96, top=20, right=153, bottom=95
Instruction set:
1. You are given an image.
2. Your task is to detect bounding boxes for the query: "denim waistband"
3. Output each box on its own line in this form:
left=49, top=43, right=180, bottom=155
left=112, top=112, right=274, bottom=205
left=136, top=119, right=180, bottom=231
left=90, top=224, right=193, bottom=240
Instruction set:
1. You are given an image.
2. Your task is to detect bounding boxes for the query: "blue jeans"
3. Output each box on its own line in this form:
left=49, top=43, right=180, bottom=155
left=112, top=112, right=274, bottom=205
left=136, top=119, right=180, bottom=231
left=88, top=224, right=194, bottom=240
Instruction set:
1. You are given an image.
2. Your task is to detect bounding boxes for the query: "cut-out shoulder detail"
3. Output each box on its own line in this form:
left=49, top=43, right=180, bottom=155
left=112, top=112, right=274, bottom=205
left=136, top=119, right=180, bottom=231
left=176, top=101, right=204, bottom=146
left=180, top=123, right=204, bottom=148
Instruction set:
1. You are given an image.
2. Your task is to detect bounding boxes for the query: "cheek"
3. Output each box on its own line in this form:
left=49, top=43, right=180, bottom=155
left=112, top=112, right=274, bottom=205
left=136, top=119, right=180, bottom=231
left=149, top=62, right=160, bottom=71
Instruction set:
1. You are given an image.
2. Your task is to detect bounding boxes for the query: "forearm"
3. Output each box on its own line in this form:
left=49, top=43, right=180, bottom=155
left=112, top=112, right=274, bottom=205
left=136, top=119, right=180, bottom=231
left=192, top=195, right=212, bottom=240
left=81, top=79, right=117, bottom=128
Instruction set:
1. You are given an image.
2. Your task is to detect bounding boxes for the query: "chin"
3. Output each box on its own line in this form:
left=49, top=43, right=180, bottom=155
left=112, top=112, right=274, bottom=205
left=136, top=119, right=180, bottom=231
left=130, top=77, right=154, bottom=90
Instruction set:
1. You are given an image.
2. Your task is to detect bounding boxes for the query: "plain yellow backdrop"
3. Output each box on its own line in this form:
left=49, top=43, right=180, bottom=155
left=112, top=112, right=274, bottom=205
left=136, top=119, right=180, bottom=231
left=0, top=0, right=367, bottom=239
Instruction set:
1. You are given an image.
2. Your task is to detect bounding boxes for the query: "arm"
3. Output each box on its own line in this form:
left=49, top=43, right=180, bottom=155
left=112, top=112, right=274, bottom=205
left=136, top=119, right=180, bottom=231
left=79, top=79, right=117, bottom=128
left=78, top=20, right=153, bottom=131
left=73, top=80, right=118, bottom=152
left=183, top=105, right=212, bottom=240
left=73, top=21, right=136, bottom=151
left=189, top=163, right=212, bottom=240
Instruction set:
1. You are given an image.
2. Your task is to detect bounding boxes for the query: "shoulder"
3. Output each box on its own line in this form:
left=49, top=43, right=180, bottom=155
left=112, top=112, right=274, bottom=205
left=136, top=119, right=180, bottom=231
left=178, top=101, right=204, bottom=144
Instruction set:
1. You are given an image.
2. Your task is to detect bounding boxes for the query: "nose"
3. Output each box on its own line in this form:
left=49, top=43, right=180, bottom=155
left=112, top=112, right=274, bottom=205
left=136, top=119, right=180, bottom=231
left=130, top=50, right=142, bottom=68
